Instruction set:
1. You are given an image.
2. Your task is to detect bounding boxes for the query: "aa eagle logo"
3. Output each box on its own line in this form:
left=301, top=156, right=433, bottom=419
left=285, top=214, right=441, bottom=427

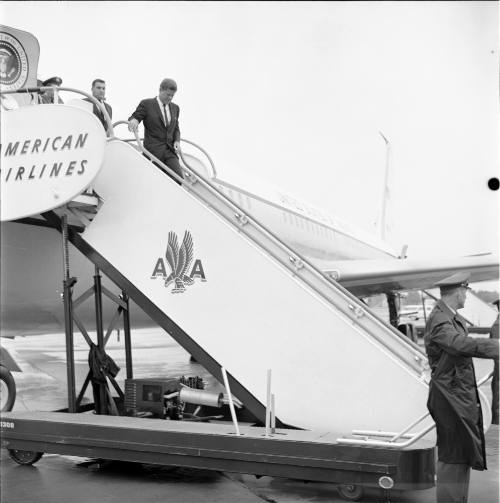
left=151, top=231, right=206, bottom=293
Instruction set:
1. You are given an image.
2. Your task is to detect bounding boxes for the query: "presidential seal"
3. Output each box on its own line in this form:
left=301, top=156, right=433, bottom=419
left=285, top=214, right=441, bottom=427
left=0, top=32, right=28, bottom=91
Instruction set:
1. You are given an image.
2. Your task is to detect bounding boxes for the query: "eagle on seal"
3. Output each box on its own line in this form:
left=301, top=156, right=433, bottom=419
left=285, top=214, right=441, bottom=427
left=164, top=231, right=194, bottom=293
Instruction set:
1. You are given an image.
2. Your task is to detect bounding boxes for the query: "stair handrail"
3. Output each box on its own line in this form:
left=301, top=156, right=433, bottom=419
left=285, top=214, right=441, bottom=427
left=112, top=120, right=142, bottom=150
left=111, top=121, right=217, bottom=179
left=1, top=87, right=114, bottom=138
left=179, top=138, right=217, bottom=179
left=109, top=121, right=428, bottom=375
left=338, top=370, right=494, bottom=448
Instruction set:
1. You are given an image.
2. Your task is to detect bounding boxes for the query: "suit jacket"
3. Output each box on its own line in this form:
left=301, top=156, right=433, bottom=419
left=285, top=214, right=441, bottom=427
left=129, top=97, right=180, bottom=160
left=83, top=98, right=112, bottom=132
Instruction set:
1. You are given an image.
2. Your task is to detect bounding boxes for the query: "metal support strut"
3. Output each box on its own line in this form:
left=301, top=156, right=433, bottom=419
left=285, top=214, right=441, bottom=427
left=61, top=214, right=77, bottom=413
left=93, top=266, right=107, bottom=414
left=122, top=292, right=133, bottom=379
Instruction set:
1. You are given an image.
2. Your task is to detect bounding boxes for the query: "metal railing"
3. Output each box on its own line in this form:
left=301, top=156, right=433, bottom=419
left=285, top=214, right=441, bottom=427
left=337, top=370, right=494, bottom=448
left=1, top=86, right=114, bottom=137
left=112, top=121, right=217, bottom=179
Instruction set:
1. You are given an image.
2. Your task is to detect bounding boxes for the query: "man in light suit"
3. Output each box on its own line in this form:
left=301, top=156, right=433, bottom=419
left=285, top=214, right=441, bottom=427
left=84, top=78, right=113, bottom=136
left=128, top=78, right=183, bottom=182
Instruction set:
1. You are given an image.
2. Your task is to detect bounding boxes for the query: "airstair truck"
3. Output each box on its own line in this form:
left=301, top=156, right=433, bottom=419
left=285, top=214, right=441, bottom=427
left=1, top=103, right=438, bottom=501
left=0, top=23, right=449, bottom=503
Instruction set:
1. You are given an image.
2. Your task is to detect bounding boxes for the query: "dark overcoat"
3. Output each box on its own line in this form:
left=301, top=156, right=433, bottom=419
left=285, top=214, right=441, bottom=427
left=424, top=300, right=499, bottom=470
left=129, top=97, right=180, bottom=162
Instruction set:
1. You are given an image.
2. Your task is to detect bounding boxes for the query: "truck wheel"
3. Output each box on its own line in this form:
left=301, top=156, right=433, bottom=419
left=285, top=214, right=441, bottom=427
left=8, top=449, right=43, bottom=465
left=337, top=484, right=364, bottom=501
left=1, top=365, right=16, bottom=411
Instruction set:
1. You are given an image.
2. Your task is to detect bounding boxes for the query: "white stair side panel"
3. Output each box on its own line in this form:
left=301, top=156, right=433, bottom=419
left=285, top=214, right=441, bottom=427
left=84, top=141, right=433, bottom=436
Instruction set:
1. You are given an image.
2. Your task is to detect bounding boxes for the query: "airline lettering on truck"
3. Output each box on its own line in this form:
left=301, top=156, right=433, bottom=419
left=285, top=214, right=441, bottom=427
left=2, top=133, right=90, bottom=182
left=0, top=105, right=106, bottom=222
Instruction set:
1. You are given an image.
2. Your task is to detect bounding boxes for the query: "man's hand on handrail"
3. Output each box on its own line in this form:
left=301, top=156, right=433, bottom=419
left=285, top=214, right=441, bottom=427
left=128, top=118, right=139, bottom=132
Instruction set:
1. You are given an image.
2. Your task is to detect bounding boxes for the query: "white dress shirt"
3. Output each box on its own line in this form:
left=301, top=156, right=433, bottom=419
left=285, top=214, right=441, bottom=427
left=156, top=96, right=171, bottom=125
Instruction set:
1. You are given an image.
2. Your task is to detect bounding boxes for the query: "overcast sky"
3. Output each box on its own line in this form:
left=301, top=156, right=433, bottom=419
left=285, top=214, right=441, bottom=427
left=2, top=2, right=499, bottom=271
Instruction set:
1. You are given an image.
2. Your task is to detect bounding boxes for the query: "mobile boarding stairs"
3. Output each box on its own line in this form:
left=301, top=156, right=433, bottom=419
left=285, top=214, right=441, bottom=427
left=2, top=89, right=492, bottom=501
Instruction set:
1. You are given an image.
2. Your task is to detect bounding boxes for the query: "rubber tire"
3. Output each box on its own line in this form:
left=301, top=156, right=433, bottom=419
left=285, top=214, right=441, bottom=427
left=8, top=449, right=43, bottom=465
left=1, top=365, right=16, bottom=412
left=337, top=484, right=364, bottom=501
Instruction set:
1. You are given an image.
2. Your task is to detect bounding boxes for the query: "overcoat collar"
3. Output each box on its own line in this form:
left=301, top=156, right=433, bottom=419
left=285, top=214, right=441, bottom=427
left=436, top=299, right=468, bottom=332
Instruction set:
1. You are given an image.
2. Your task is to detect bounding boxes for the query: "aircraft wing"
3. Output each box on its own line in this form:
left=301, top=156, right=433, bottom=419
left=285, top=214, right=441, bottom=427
left=312, top=254, right=499, bottom=297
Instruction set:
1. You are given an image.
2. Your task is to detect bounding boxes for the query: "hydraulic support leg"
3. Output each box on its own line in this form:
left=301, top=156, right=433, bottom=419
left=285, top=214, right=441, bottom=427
left=93, top=266, right=107, bottom=414
left=61, top=214, right=77, bottom=413
left=122, top=292, right=133, bottom=379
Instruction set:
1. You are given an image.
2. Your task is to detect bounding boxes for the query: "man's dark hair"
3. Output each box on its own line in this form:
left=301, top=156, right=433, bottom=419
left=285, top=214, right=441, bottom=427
left=92, top=79, right=105, bottom=87
left=160, top=78, right=177, bottom=92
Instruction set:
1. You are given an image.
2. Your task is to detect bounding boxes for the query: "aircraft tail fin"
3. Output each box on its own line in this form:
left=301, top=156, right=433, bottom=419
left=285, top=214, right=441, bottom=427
left=375, top=131, right=393, bottom=243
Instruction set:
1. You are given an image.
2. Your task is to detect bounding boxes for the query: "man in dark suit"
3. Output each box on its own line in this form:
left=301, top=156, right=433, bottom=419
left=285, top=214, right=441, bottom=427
left=128, top=78, right=183, bottom=182
left=84, top=78, right=113, bottom=136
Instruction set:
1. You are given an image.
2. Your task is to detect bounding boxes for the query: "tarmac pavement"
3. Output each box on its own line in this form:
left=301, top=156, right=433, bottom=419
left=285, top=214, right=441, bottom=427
left=1, top=330, right=499, bottom=502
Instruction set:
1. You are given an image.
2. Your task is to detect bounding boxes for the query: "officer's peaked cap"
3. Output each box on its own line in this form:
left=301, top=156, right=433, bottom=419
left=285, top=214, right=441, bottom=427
left=434, top=272, right=470, bottom=288
left=42, top=76, right=62, bottom=86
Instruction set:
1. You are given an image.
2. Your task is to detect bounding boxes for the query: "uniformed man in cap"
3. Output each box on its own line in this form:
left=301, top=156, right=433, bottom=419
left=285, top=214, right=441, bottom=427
left=424, top=272, right=499, bottom=503
left=39, top=76, right=64, bottom=104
